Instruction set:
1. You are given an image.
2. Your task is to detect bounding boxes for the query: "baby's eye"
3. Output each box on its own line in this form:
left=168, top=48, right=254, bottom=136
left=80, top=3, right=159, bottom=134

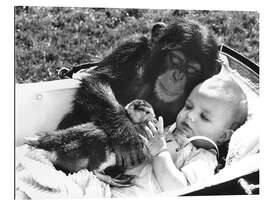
left=200, top=113, right=210, bottom=122
left=184, top=103, right=192, bottom=110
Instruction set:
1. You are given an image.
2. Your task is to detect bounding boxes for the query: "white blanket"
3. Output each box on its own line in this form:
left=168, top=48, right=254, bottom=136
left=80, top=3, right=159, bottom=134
left=15, top=145, right=111, bottom=199
left=15, top=54, right=259, bottom=199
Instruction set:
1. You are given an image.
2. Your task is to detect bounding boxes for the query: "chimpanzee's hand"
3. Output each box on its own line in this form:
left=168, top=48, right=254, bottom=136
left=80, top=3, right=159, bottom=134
left=125, top=99, right=156, bottom=124
left=114, top=142, right=146, bottom=169
left=112, top=99, right=157, bottom=168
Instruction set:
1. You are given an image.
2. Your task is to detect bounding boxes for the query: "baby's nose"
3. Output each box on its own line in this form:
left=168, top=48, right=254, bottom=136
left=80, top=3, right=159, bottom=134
left=187, top=111, right=195, bottom=122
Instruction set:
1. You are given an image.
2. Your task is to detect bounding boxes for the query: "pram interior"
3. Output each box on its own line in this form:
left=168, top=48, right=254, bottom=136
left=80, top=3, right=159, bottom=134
left=15, top=45, right=259, bottom=196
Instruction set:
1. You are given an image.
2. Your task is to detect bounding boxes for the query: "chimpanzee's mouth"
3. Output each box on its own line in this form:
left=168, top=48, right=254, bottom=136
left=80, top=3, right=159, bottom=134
left=159, top=82, right=179, bottom=96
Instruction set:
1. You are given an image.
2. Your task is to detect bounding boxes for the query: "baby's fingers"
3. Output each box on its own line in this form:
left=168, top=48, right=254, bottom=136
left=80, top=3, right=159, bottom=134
left=148, top=121, right=157, bottom=135
left=157, top=116, right=164, bottom=135
left=143, top=125, right=154, bottom=139
left=137, top=134, right=148, bottom=144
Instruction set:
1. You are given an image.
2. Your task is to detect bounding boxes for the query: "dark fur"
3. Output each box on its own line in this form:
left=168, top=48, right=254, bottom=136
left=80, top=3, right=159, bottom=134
left=58, top=18, right=220, bottom=129
left=28, top=18, right=220, bottom=177
left=27, top=75, right=154, bottom=173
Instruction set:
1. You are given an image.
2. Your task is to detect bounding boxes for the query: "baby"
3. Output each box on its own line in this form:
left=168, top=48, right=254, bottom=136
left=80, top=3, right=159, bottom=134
left=111, top=74, right=248, bottom=196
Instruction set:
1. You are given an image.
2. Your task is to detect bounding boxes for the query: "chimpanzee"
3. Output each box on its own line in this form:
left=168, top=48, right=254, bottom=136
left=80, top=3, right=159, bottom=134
left=27, top=18, right=221, bottom=186
left=27, top=81, right=156, bottom=186
left=58, top=18, right=220, bottom=130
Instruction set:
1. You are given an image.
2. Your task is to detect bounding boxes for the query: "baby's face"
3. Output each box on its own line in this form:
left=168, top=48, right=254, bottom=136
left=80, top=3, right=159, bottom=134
left=175, top=85, right=235, bottom=144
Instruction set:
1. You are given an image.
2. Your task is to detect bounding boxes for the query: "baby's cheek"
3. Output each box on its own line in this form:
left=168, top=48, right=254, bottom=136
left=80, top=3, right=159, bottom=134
left=194, top=123, right=205, bottom=134
left=196, top=124, right=213, bottom=138
left=176, top=111, right=184, bottom=126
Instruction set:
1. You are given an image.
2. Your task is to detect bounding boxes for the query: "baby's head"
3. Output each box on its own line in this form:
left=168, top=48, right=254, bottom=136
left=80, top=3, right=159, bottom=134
left=175, top=75, right=248, bottom=146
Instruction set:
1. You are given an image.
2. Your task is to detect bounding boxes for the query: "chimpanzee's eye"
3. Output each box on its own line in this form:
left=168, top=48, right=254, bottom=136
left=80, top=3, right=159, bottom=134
left=186, top=67, right=196, bottom=74
left=187, top=62, right=202, bottom=74
left=169, top=51, right=185, bottom=67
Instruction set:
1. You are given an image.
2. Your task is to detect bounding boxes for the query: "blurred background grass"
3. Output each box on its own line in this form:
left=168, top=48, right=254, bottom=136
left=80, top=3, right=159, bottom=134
left=15, top=6, right=259, bottom=83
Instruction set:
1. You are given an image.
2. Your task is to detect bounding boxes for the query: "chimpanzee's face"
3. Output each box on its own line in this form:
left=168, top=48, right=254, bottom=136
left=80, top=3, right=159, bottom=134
left=154, top=50, right=202, bottom=103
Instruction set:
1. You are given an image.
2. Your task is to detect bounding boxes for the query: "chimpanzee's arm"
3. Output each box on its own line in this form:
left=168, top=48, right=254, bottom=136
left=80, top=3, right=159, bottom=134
left=57, top=72, right=121, bottom=130
left=58, top=37, right=151, bottom=130
left=71, top=75, right=146, bottom=168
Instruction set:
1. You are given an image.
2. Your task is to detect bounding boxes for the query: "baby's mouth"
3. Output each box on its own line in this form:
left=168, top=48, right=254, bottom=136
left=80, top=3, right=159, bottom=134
left=180, top=122, right=192, bottom=136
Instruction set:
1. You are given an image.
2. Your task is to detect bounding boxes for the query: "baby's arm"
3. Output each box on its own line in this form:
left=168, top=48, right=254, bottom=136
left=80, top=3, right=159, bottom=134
left=152, top=150, right=188, bottom=191
left=139, top=117, right=187, bottom=191
left=177, top=148, right=218, bottom=185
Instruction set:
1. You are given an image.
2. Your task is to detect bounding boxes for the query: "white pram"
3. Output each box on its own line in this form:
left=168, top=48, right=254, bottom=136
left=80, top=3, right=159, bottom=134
left=15, top=45, right=259, bottom=198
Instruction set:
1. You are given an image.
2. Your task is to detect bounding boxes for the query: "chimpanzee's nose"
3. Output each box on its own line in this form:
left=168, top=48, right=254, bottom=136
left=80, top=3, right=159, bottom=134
left=172, top=69, right=184, bottom=81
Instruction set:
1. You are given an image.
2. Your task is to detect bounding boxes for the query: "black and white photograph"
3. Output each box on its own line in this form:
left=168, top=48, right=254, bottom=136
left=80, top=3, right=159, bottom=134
left=12, top=1, right=262, bottom=200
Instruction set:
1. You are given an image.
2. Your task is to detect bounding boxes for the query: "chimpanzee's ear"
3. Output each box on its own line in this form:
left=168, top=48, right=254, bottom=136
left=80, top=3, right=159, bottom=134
left=151, top=22, right=167, bottom=43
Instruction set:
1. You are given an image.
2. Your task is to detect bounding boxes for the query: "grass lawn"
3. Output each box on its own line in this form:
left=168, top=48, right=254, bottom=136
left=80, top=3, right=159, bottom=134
left=15, top=7, right=259, bottom=83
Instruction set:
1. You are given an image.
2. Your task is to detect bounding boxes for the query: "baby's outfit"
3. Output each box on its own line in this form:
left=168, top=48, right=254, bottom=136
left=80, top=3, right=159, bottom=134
left=111, top=125, right=218, bottom=197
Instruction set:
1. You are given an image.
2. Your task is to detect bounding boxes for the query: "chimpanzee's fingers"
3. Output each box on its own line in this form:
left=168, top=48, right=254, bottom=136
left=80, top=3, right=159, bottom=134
left=129, top=149, right=145, bottom=166
left=137, top=106, right=150, bottom=112
left=123, top=152, right=132, bottom=167
left=115, top=152, right=124, bottom=167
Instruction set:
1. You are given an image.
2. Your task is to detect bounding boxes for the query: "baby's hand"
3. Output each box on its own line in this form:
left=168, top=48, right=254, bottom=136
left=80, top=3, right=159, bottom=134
left=138, top=116, right=167, bottom=157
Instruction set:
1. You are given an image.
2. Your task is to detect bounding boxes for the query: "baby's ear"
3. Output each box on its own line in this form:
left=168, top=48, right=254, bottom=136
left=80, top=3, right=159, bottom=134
left=219, top=129, right=234, bottom=143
